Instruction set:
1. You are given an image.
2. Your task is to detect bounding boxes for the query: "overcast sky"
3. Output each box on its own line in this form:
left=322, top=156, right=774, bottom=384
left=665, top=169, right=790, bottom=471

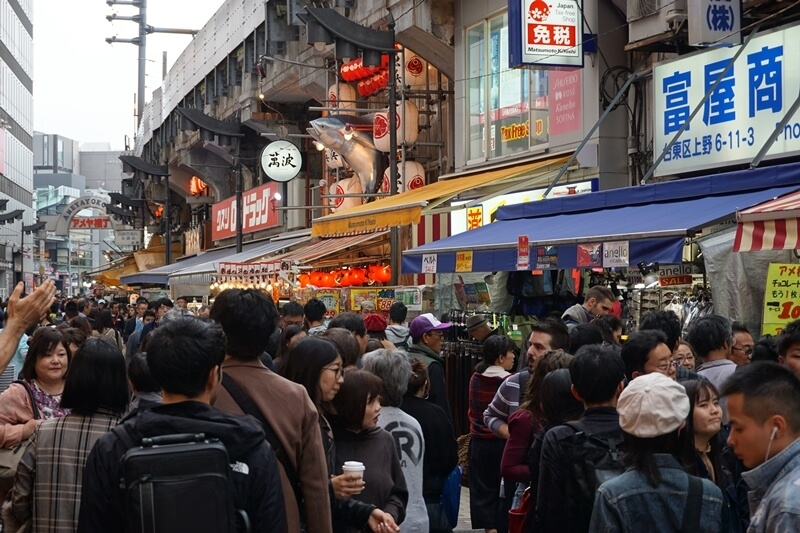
left=33, top=0, right=222, bottom=150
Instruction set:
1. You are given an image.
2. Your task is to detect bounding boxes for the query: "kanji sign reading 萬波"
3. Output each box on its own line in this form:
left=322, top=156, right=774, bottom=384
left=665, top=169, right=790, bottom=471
left=70, top=216, right=111, bottom=229
left=509, top=0, right=584, bottom=68
left=211, top=182, right=279, bottom=241
left=260, top=140, right=302, bottom=182
left=654, top=24, right=800, bottom=176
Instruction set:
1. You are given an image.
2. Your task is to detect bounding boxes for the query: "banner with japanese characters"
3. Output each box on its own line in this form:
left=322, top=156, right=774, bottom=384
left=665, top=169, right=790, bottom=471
left=762, top=263, right=800, bottom=335
left=211, top=182, right=279, bottom=241
left=509, top=0, right=584, bottom=68
left=654, top=24, right=800, bottom=176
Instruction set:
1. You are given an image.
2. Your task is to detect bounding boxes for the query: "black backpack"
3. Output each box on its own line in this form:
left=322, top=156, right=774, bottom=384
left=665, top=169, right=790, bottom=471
left=559, top=421, right=626, bottom=533
left=113, top=428, right=250, bottom=533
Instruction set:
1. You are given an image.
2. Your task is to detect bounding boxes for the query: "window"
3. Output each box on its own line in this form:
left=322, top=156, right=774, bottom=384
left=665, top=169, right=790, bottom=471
left=466, top=12, right=549, bottom=163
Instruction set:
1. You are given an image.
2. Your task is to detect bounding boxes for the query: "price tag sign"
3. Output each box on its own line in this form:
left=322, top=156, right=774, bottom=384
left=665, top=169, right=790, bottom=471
left=763, top=263, right=800, bottom=335
left=455, top=251, right=473, bottom=273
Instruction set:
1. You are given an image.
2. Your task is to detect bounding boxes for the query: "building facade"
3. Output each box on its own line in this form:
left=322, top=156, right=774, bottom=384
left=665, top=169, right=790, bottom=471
left=0, top=0, right=34, bottom=295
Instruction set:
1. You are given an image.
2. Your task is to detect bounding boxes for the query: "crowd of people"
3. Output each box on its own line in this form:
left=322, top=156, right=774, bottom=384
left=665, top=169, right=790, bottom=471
left=0, top=280, right=799, bottom=532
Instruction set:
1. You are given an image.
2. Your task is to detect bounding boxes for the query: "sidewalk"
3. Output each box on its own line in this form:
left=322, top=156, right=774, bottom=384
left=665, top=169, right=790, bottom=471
left=454, top=487, right=481, bottom=533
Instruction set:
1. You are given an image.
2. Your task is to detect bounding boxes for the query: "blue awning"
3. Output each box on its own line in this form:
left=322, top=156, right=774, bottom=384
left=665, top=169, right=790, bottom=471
left=402, top=162, right=800, bottom=273
left=120, top=246, right=238, bottom=286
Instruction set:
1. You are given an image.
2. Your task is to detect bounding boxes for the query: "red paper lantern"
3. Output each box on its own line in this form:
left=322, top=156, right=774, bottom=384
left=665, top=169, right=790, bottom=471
left=298, top=274, right=310, bottom=288
left=309, top=272, right=322, bottom=287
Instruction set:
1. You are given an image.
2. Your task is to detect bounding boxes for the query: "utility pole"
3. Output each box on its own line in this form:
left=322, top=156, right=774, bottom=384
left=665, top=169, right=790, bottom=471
left=106, top=0, right=198, bottom=126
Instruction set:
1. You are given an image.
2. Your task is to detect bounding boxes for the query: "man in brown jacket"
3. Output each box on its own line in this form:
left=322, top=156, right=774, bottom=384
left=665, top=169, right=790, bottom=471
left=211, top=289, right=332, bottom=533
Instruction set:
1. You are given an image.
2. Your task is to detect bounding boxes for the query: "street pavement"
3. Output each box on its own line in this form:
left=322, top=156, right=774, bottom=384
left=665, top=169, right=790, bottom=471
left=454, top=486, right=482, bottom=533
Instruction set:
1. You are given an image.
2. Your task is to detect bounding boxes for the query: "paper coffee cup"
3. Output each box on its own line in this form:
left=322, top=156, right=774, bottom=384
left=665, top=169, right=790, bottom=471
left=342, top=460, right=365, bottom=480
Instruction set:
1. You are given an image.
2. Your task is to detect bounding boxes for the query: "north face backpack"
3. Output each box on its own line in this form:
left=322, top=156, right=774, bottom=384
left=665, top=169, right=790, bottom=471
left=114, top=428, right=250, bottom=533
left=560, top=421, right=626, bottom=533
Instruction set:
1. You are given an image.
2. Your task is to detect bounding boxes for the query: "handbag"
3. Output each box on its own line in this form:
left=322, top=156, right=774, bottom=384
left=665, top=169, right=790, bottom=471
left=0, top=380, right=40, bottom=492
left=508, top=487, right=532, bottom=533
left=441, top=466, right=462, bottom=529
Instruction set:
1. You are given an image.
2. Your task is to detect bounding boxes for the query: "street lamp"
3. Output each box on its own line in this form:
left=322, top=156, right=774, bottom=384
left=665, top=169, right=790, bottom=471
left=300, top=7, right=400, bottom=286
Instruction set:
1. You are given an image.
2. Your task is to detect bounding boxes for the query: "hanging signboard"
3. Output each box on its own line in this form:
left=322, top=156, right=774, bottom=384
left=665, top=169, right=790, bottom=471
left=211, top=182, right=279, bottom=241
left=536, top=246, right=559, bottom=270
left=654, top=24, right=800, bottom=176
left=688, top=0, right=742, bottom=47
left=577, top=243, right=602, bottom=268
left=114, top=230, right=143, bottom=247
left=455, top=251, right=473, bottom=273
left=517, top=236, right=530, bottom=270
left=70, top=216, right=111, bottom=229
left=260, top=140, right=302, bottom=182
left=509, top=0, right=584, bottom=68
left=659, top=264, right=694, bottom=287
left=422, top=254, right=438, bottom=274
left=602, top=241, right=629, bottom=268
left=763, top=263, right=800, bottom=335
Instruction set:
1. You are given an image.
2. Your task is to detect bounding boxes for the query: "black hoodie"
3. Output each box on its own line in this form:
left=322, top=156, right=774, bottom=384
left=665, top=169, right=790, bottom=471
left=77, top=401, right=287, bottom=533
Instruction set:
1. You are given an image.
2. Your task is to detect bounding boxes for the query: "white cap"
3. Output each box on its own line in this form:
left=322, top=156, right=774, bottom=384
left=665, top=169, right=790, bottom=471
left=618, top=373, right=690, bottom=438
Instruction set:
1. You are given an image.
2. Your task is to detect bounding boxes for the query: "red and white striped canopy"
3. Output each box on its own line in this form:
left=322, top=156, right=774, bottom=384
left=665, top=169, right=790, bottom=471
left=734, top=189, right=800, bottom=252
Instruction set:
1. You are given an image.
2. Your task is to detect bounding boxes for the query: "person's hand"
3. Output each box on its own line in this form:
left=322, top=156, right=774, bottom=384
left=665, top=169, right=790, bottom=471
left=22, top=418, right=41, bottom=440
left=330, top=473, right=365, bottom=499
left=6, top=281, right=56, bottom=331
left=367, top=509, right=400, bottom=532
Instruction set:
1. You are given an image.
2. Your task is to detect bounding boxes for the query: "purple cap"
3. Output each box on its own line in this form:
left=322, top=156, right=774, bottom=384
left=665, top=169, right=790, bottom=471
left=409, top=313, right=452, bottom=339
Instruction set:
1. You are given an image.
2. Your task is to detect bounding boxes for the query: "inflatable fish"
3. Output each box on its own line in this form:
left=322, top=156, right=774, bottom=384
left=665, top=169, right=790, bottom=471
left=308, top=115, right=387, bottom=197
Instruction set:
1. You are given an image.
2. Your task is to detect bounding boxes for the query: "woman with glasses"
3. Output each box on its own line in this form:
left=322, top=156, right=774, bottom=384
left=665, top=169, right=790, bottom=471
left=284, top=337, right=399, bottom=533
left=673, top=340, right=698, bottom=371
left=468, top=335, right=517, bottom=533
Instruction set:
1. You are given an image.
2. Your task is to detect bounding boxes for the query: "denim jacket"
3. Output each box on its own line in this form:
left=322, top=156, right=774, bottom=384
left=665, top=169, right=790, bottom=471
left=589, top=454, right=725, bottom=533
left=741, top=437, right=800, bottom=533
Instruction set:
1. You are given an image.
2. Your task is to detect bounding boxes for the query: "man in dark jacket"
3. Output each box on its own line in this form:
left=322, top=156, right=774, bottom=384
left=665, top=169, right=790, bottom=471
left=407, top=313, right=453, bottom=424
left=536, top=344, right=625, bottom=533
left=560, top=285, right=615, bottom=331
left=77, top=317, right=286, bottom=533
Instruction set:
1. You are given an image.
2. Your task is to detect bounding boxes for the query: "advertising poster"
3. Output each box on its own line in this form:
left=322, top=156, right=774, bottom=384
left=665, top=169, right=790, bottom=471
left=350, top=289, right=378, bottom=312
left=376, top=289, right=396, bottom=314
left=577, top=243, right=602, bottom=268
left=535, top=246, right=559, bottom=269
left=316, top=289, right=341, bottom=319
left=395, top=288, right=423, bottom=311
left=763, top=263, right=800, bottom=335
left=455, top=251, right=474, bottom=273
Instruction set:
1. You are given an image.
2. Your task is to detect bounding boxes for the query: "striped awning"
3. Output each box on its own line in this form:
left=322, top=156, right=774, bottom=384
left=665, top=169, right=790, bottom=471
left=734, top=189, right=800, bottom=252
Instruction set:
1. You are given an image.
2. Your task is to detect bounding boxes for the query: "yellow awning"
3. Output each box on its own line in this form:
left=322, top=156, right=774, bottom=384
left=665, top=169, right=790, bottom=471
left=312, top=155, right=571, bottom=238
left=94, top=256, right=140, bottom=286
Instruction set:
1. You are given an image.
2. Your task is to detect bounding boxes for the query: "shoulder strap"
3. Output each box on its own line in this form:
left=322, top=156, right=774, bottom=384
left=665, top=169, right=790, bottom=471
left=14, top=380, right=40, bottom=420
left=221, top=373, right=306, bottom=521
left=681, top=475, right=703, bottom=532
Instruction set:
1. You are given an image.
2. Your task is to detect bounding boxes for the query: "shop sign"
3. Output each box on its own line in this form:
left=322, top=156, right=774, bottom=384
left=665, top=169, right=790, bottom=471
left=466, top=206, right=483, bottom=231
left=501, top=120, right=529, bottom=143
left=211, top=182, right=279, bottom=241
left=763, top=263, right=800, bottom=335
left=450, top=179, right=597, bottom=235
left=350, top=289, right=378, bottom=312
left=602, top=241, right=629, bottom=268
left=114, top=230, right=143, bottom=247
left=376, top=289, right=396, bottom=313
left=577, top=243, right=601, bottom=268
left=422, top=254, right=438, bottom=274
left=659, top=264, right=694, bottom=287
left=260, top=140, right=302, bottom=182
left=549, top=69, right=582, bottom=136
left=455, top=251, right=473, bottom=273
left=0, top=260, right=12, bottom=269
left=535, top=246, right=559, bottom=270
left=517, top=236, right=530, bottom=270
left=184, top=226, right=202, bottom=255
left=509, top=0, right=584, bottom=68
left=316, top=289, right=341, bottom=319
left=688, top=0, right=741, bottom=47
left=654, top=24, right=800, bottom=176
left=395, top=287, right=423, bottom=311
left=71, top=216, right=111, bottom=229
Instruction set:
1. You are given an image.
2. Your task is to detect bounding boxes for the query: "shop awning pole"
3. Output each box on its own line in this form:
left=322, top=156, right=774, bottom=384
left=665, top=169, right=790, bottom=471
left=751, top=91, right=800, bottom=168
left=542, top=67, right=643, bottom=199
left=641, top=24, right=762, bottom=185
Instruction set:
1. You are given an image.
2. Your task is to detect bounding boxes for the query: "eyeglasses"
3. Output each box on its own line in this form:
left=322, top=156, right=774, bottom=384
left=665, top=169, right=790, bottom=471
left=323, top=365, right=345, bottom=379
left=656, top=360, right=679, bottom=372
left=732, top=345, right=754, bottom=358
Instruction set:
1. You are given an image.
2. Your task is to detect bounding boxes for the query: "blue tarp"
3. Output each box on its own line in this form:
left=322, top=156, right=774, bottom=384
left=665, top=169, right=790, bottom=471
left=402, top=162, right=800, bottom=273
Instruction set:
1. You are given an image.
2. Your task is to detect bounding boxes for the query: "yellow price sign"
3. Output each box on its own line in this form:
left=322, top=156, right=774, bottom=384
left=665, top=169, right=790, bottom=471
left=763, top=263, right=800, bottom=335
left=455, top=251, right=473, bottom=273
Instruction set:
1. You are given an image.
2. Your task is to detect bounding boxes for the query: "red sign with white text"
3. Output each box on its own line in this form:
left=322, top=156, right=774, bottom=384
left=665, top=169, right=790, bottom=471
left=211, top=182, right=279, bottom=241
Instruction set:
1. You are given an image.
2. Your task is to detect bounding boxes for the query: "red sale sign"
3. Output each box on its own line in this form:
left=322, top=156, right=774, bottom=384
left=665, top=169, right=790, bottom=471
left=211, top=182, right=279, bottom=241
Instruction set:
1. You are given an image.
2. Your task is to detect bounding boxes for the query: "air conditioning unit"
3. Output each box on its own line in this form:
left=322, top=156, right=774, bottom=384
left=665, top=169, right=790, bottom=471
left=628, top=0, right=687, bottom=44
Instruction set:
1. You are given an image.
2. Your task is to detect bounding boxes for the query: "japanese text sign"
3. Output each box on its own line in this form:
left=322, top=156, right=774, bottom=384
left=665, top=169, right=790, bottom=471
left=509, top=0, right=584, bottom=68
left=422, top=254, right=438, bottom=274
left=211, top=182, right=279, bottom=241
left=455, top=251, right=474, bottom=273
left=316, top=289, right=341, bottom=319
left=688, top=0, right=742, bottom=47
left=70, top=216, right=111, bottom=230
left=654, top=24, right=800, bottom=176
left=517, top=236, right=530, bottom=270
left=260, top=140, right=302, bottom=182
left=763, top=262, right=800, bottom=335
